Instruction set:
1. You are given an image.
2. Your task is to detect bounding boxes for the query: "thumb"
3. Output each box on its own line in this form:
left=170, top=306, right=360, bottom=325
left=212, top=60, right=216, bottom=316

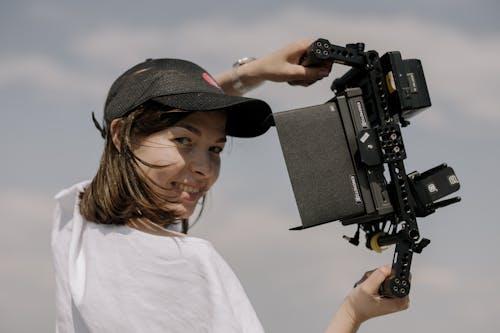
left=285, top=38, right=315, bottom=58
left=362, top=265, right=392, bottom=295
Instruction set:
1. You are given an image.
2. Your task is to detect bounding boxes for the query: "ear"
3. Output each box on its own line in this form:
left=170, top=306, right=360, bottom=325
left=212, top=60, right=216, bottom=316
left=110, top=119, right=123, bottom=151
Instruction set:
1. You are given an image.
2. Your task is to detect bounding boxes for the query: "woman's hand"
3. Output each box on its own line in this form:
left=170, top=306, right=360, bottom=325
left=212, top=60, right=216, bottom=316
left=215, top=38, right=333, bottom=95
left=324, top=265, right=410, bottom=333
left=249, top=39, right=333, bottom=84
left=346, top=265, right=410, bottom=323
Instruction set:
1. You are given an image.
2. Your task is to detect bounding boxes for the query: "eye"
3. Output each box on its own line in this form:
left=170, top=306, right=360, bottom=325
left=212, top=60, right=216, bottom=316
left=210, top=146, right=224, bottom=154
left=174, top=137, right=192, bottom=147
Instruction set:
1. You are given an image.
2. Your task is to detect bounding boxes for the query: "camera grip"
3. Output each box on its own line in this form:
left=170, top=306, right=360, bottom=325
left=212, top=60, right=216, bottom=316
left=354, top=269, right=410, bottom=298
left=378, top=275, right=410, bottom=298
left=299, top=38, right=333, bottom=66
left=288, top=38, right=333, bottom=86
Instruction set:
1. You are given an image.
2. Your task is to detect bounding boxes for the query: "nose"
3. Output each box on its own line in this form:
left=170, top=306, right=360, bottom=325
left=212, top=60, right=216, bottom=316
left=189, top=150, right=213, bottom=179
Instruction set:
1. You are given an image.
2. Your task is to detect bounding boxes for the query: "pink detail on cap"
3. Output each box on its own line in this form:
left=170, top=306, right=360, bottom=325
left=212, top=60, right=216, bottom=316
left=202, top=72, right=221, bottom=90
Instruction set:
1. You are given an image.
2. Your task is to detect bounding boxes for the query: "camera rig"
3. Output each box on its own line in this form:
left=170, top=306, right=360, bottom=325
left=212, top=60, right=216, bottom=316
left=272, top=39, right=461, bottom=298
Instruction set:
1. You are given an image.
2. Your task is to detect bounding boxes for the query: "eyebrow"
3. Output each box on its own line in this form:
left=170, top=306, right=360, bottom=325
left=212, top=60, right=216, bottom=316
left=176, top=124, right=227, bottom=143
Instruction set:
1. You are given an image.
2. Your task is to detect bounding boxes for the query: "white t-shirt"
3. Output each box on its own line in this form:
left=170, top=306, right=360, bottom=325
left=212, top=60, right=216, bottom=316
left=51, top=181, right=265, bottom=333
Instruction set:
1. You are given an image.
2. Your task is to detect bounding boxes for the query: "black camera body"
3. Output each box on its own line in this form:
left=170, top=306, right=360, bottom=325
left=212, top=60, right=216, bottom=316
left=273, top=39, right=461, bottom=298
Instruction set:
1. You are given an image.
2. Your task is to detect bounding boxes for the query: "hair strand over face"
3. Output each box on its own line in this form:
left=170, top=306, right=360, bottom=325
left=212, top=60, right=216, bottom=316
left=79, top=101, right=206, bottom=234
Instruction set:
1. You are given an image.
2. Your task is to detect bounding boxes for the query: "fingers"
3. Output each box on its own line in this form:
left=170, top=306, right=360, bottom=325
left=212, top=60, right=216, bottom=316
left=286, top=64, right=331, bottom=84
left=379, top=296, right=410, bottom=314
left=398, top=296, right=410, bottom=310
left=353, top=269, right=375, bottom=288
left=361, top=265, right=392, bottom=295
left=263, top=38, right=334, bottom=85
left=288, top=79, right=315, bottom=87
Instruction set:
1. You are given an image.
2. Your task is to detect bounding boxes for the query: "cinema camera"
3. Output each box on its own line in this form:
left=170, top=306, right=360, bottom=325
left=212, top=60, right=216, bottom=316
left=272, top=39, right=461, bottom=298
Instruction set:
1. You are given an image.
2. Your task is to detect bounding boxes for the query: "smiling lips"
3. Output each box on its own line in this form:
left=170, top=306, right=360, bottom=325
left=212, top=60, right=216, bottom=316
left=176, top=183, right=200, bottom=194
left=172, top=181, right=205, bottom=202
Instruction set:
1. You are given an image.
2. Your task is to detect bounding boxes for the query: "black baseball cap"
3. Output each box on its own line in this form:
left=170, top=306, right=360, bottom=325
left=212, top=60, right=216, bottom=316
left=93, top=58, right=273, bottom=138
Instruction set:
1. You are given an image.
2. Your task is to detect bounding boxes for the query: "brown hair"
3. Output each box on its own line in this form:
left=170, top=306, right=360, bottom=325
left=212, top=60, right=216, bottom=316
left=79, top=101, right=203, bottom=233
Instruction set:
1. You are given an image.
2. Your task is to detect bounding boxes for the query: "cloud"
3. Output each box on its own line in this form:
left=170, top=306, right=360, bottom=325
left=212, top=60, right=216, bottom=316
left=0, top=187, right=53, bottom=223
left=0, top=55, right=105, bottom=104
left=0, top=188, right=55, bottom=332
left=413, top=265, right=460, bottom=292
left=2, top=7, right=499, bottom=125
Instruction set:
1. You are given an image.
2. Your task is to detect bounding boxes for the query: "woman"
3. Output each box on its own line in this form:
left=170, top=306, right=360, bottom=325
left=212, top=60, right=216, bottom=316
left=52, top=40, right=409, bottom=333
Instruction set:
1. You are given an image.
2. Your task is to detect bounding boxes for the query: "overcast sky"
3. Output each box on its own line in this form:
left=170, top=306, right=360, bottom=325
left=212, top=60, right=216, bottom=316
left=1, top=1, right=499, bottom=332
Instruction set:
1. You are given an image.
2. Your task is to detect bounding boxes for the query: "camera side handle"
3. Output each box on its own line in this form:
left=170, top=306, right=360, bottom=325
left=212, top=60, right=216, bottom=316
left=354, top=269, right=411, bottom=299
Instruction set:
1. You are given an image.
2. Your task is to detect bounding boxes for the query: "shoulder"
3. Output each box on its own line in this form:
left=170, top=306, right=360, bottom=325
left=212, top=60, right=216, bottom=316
left=52, top=180, right=91, bottom=240
left=53, top=180, right=90, bottom=219
left=54, top=180, right=91, bottom=201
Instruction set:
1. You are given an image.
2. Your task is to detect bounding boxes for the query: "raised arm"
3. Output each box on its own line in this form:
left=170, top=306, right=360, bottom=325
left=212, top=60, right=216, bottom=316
left=215, top=39, right=333, bottom=96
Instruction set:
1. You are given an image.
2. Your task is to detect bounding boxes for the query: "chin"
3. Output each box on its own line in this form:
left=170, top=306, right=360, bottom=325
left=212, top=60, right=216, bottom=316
left=178, top=205, right=196, bottom=219
left=179, top=212, right=191, bottom=219
left=165, top=198, right=198, bottom=220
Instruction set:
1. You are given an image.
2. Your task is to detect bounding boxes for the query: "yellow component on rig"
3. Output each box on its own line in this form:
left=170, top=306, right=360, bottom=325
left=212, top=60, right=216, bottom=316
left=386, top=71, right=397, bottom=94
left=370, top=232, right=384, bottom=253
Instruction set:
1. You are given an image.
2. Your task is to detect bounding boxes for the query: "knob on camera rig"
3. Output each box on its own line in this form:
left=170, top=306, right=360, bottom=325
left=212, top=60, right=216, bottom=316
left=272, top=39, right=461, bottom=298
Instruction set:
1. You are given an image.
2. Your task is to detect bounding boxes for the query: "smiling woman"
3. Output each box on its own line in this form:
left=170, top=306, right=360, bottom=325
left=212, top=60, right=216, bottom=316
left=127, top=110, right=228, bottom=220
left=79, top=102, right=192, bottom=231
left=80, top=102, right=228, bottom=233
left=78, top=56, right=273, bottom=235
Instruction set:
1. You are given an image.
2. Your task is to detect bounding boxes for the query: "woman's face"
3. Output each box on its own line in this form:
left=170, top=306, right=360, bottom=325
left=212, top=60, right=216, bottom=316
left=133, top=110, right=227, bottom=219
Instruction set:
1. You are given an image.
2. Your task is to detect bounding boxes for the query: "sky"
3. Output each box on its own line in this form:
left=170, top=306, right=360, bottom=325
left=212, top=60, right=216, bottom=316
left=1, top=1, right=499, bottom=332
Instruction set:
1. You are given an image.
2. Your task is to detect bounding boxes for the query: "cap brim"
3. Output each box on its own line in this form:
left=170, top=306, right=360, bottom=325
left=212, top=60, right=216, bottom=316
left=152, top=92, right=273, bottom=138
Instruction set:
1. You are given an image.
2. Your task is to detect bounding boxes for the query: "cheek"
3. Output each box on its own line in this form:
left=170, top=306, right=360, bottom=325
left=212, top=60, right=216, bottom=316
left=145, top=165, right=183, bottom=188
left=209, top=156, right=221, bottom=185
left=134, top=145, right=186, bottom=185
